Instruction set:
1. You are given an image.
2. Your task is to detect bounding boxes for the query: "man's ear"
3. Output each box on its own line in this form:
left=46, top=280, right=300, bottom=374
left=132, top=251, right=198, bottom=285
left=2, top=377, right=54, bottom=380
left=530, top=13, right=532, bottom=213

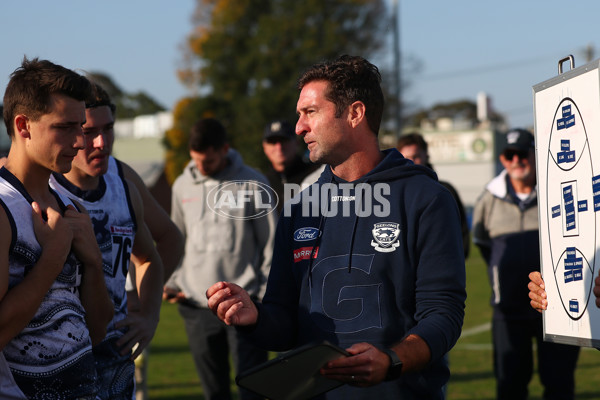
left=347, top=101, right=366, bottom=128
left=14, top=115, right=30, bottom=139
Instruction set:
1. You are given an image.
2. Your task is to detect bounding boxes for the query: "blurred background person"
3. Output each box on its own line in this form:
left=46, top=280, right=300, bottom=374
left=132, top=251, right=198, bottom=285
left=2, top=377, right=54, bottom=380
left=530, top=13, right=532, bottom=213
left=262, top=120, right=317, bottom=212
left=397, top=132, right=470, bottom=258
left=165, top=118, right=277, bottom=400
left=472, top=128, right=579, bottom=400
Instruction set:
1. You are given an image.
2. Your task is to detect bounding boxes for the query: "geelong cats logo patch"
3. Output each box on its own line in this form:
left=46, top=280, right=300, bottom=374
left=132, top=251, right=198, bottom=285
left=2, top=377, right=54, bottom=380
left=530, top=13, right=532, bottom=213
left=371, top=222, right=400, bottom=253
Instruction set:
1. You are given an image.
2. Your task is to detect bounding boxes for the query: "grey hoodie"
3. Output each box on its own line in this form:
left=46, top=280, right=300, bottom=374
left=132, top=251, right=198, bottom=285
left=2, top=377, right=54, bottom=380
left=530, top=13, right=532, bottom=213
left=167, top=149, right=277, bottom=307
left=472, top=169, right=539, bottom=317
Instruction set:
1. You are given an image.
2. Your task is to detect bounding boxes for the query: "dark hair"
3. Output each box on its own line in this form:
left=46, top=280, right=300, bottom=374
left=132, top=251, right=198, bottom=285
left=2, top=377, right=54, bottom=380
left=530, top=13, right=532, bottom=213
left=3, top=57, right=92, bottom=137
left=397, top=132, right=428, bottom=153
left=85, top=80, right=116, bottom=115
left=189, top=118, right=228, bottom=152
left=297, top=55, right=384, bottom=135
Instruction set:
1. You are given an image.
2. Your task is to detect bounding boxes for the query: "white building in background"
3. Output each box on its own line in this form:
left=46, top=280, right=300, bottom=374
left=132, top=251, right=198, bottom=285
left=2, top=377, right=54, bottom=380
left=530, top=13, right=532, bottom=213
left=112, top=111, right=173, bottom=187
left=393, top=93, right=514, bottom=209
left=419, top=126, right=503, bottom=208
left=114, top=111, right=173, bottom=139
left=111, top=110, right=175, bottom=212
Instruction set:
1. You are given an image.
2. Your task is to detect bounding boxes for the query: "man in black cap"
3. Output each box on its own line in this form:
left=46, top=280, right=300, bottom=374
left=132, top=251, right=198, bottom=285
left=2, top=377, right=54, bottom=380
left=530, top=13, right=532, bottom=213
left=262, top=120, right=317, bottom=212
left=472, top=128, right=580, bottom=400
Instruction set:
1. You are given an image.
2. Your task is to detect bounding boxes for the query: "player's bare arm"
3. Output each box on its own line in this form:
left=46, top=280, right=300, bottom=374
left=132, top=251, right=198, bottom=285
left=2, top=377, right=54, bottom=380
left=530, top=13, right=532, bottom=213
left=65, top=202, right=113, bottom=345
left=115, top=180, right=164, bottom=359
left=121, top=162, right=183, bottom=281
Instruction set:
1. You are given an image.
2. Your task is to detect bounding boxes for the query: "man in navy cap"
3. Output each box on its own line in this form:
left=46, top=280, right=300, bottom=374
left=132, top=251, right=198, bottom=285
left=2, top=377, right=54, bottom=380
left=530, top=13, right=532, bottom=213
left=262, top=120, right=317, bottom=212
left=472, top=128, right=580, bottom=400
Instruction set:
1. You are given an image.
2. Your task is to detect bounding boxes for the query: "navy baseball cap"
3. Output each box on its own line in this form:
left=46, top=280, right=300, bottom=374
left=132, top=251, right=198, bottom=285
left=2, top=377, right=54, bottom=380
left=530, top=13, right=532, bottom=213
left=503, top=128, right=534, bottom=152
left=263, top=120, right=295, bottom=140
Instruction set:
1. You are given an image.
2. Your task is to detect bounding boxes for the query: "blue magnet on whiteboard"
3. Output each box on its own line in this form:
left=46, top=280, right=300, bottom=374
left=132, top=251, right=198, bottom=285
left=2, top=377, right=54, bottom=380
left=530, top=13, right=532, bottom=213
left=569, top=299, right=579, bottom=313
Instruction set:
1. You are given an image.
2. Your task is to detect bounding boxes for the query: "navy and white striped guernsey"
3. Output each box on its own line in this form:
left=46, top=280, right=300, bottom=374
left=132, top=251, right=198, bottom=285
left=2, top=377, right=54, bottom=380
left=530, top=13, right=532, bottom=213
left=49, top=157, right=138, bottom=400
left=0, top=167, right=98, bottom=399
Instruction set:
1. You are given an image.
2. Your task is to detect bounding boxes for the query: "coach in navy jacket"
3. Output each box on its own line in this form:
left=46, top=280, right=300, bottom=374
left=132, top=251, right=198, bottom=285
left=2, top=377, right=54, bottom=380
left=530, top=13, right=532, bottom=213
left=207, top=55, right=466, bottom=400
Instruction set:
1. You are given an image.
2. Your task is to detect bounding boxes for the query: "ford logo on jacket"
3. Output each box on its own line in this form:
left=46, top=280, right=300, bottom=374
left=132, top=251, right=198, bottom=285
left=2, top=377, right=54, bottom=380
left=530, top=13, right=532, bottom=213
left=293, top=227, right=320, bottom=241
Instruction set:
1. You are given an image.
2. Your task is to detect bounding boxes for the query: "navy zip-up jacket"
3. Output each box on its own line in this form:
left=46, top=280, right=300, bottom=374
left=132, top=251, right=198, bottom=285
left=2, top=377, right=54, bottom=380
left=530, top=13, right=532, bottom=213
left=247, top=148, right=466, bottom=399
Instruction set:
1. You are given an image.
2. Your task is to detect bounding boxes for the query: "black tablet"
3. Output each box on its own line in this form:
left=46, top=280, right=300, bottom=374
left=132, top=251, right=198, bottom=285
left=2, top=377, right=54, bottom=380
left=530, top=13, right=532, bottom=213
left=236, top=341, right=349, bottom=400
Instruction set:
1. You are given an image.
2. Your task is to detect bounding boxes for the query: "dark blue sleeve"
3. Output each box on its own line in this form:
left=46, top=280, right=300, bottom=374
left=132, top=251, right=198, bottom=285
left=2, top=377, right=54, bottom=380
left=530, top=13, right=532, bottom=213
left=245, top=214, right=300, bottom=351
left=407, top=189, right=467, bottom=362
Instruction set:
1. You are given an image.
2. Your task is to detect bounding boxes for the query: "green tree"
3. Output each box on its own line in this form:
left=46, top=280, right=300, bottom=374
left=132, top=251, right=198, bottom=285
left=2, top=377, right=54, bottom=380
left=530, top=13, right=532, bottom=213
left=87, top=72, right=166, bottom=119
left=172, top=0, right=389, bottom=175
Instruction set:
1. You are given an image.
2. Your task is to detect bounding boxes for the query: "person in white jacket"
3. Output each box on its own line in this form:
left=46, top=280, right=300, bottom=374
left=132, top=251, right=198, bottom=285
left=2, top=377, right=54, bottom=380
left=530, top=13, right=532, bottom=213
left=164, top=118, right=277, bottom=400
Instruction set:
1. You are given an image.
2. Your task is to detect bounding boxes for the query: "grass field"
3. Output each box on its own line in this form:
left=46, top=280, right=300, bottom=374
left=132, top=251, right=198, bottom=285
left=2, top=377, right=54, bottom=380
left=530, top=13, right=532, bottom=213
left=147, top=244, right=600, bottom=399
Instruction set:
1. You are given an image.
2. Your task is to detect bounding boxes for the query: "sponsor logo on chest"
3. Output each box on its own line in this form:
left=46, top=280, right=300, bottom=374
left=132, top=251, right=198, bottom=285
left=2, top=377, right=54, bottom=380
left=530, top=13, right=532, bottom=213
left=293, top=246, right=319, bottom=263
left=293, top=227, right=320, bottom=242
left=111, top=225, right=134, bottom=235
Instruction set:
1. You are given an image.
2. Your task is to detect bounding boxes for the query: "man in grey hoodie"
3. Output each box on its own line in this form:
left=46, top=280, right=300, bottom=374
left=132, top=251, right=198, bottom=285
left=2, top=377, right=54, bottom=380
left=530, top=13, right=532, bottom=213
left=164, top=118, right=277, bottom=400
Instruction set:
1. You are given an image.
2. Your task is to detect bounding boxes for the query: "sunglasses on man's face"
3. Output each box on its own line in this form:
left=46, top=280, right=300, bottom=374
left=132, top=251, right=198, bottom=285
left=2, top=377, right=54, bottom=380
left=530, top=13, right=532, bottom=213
left=503, top=149, right=530, bottom=160
left=265, top=136, right=293, bottom=145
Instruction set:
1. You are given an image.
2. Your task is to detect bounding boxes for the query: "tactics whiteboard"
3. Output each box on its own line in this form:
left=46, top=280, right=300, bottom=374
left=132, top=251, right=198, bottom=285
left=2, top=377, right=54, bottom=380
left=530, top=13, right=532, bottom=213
left=534, top=56, right=600, bottom=348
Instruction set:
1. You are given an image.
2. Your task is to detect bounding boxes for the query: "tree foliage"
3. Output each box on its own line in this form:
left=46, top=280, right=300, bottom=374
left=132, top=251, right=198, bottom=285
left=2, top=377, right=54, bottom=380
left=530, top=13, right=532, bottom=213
left=167, top=0, right=389, bottom=178
left=87, top=72, right=166, bottom=119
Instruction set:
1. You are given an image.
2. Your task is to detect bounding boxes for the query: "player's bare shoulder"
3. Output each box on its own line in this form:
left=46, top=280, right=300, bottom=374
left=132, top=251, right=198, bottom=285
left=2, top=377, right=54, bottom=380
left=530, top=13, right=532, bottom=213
left=124, top=177, right=145, bottom=218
